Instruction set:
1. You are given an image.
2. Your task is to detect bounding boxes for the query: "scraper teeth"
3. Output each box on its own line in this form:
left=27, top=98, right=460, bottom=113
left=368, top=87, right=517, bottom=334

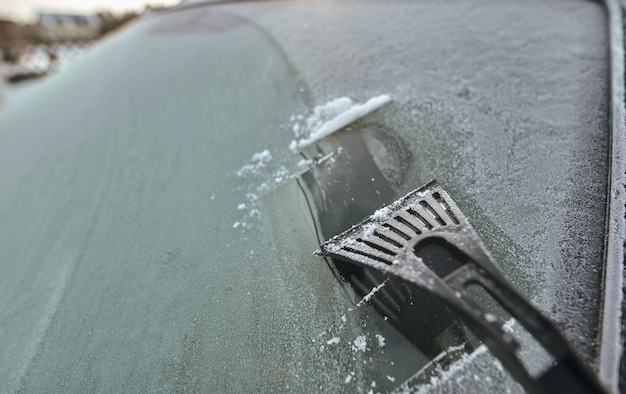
left=322, top=181, right=466, bottom=268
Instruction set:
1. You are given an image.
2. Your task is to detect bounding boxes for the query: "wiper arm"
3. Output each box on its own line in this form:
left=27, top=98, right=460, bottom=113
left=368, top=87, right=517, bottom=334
left=319, top=180, right=606, bottom=394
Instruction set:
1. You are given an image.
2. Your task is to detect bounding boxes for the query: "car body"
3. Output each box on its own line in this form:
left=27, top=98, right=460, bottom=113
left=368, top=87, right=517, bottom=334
left=0, top=0, right=623, bottom=392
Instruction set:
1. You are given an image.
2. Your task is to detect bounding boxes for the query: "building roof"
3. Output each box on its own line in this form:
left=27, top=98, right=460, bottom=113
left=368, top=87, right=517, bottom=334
left=38, top=13, right=100, bottom=28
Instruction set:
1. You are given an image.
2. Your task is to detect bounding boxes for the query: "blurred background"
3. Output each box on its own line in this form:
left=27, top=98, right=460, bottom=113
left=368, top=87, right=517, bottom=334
left=0, top=0, right=179, bottom=106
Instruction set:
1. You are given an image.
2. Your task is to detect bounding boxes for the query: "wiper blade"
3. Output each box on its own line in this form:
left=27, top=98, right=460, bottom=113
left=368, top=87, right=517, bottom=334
left=319, top=180, right=606, bottom=394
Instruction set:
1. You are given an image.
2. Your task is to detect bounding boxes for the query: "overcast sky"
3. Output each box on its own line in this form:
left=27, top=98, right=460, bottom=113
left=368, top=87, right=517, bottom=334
left=0, top=0, right=180, bottom=22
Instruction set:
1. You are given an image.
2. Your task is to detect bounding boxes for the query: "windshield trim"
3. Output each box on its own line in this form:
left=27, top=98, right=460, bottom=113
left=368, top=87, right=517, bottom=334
left=598, top=0, right=625, bottom=391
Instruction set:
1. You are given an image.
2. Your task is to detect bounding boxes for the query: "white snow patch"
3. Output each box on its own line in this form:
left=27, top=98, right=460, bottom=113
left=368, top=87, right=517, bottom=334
left=237, top=203, right=246, bottom=210
left=252, top=149, right=272, bottom=163
left=484, top=313, right=498, bottom=323
left=357, top=279, right=388, bottom=306
left=290, top=94, right=391, bottom=151
left=447, top=344, right=467, bottom=353
left=236, top=150, right=273, bottom=177
left=387, top=375, right=396, bottom=382
left=363, top=223, right=378, bottom=238
left=503, top=318, right=515, bottom=333
left=297, top=158, right=313, bottom=168
left=352, top=335, right=367, bottom=352
left=376, top=334, right=386, bottom=347
left=345, top=374, right=354, bottom=384
left=326, top=337, right=340, bottom=345
left=372, top=206, right=393, bottom=221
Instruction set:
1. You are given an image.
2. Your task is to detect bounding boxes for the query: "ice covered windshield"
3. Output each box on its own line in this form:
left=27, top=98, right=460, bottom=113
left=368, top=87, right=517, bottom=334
left=0, top=0, right=609, bottom=392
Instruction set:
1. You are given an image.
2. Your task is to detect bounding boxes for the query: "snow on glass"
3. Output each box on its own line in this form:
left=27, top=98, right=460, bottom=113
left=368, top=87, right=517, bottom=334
left=236, top=149, right=273, bottom=177
left=356, top=279, right=388, bottom=306
left=233, top=149, right=289, bottom=229
left=233, top=94, right=391, bottom=230
left=289, top=94, right=392, bottom=151
left=352, top=335, right=367, bottom=352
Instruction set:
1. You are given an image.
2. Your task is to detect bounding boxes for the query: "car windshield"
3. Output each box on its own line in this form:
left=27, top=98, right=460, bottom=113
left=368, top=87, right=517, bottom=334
left=0, top=0, right=612, bottom=392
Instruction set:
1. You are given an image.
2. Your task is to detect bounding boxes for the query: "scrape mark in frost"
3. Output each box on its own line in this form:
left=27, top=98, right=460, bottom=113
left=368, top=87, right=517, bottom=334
left=397, top=322, right=520, bottom=393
